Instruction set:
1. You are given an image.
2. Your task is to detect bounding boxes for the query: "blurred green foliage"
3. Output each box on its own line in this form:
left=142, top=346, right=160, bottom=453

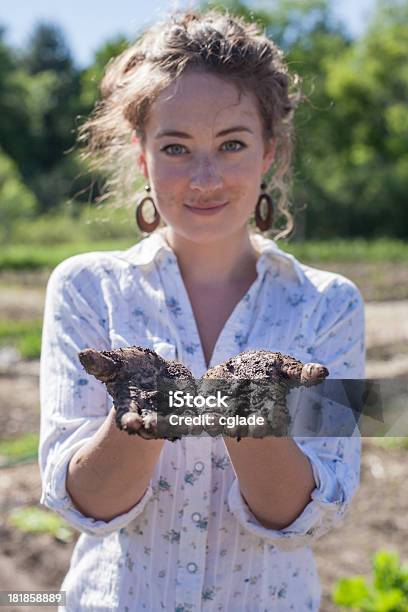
left=0, top=238, right=406, bottom=272
left=8, top=506, right=74, bottom=542
left=9, top=202, right=140, bottom=245
left=372, top=438, right=408, bottom=450
left=0, top=319, right=42, bottom=359
left=0, top=432, right=39, bottom=465
left=0, top=149, right=37, bottom=242
left=333, top=549, right=408, bottom=611
left=0, top=241, right=133, bottom=270
left=0, top=0, right=407, bottom=239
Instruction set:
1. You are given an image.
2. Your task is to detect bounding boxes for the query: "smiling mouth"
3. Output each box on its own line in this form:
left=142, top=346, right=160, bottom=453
left=185, top=202, right=228, bottom=210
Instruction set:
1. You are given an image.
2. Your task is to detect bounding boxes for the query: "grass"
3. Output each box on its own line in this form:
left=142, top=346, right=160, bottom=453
left=0, top=238, right=407, bottom=271
left=0, top=319, right=42, bottom=359
left=8, top=506, right=74, bottom=542
left=0, top=432, right=39, bottom=466
left=286, top=238, right=408, bottom=263
left=371, top=437, right=408, bottom=450
left=0, top=240, right=135, bottom=271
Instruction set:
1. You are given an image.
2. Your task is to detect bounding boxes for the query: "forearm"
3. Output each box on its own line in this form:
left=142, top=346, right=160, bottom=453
left=66, top=407, right=165, bottom=521
left=224, top=436, right=316, bottom=530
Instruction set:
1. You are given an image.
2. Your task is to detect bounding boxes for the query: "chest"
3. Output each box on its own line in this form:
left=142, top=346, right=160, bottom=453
left=184, top=279, right=256, bottom=369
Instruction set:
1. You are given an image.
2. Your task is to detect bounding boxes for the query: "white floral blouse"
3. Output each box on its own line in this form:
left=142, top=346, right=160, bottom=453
left=39, top=228, right=365, bottom=611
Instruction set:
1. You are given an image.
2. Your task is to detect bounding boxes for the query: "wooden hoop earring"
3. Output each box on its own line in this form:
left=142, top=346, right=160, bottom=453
left=255, top=183, right=274, bottom=231
left=135, top=185, right=160, bottom=233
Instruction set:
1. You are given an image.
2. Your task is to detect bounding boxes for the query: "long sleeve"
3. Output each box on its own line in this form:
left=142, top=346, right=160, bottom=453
left=227, top=277, right=365, bottom=551
left=39, top=255, right=153, bottom=537
left=34, top=234, right=354, bottom=610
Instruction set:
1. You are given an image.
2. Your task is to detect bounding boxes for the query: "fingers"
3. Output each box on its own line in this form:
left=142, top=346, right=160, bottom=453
left=78, top=348, right=119, bottom=382
left=300, top=363, right=329, bottom=385
left=79, top=346, right=329, bottom=440
left=118, top=410, right=144, bottom=434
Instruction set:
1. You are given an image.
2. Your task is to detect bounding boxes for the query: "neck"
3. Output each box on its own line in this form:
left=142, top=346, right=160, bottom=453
left=162, top=227, right=261, bottom=288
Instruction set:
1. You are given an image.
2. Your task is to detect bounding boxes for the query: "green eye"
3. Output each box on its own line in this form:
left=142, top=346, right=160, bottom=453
left=221, top=140, right=246, bottom=152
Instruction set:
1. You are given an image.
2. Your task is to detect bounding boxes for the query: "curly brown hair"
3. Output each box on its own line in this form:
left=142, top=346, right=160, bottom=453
left=78, top=9, right=302, bottom=239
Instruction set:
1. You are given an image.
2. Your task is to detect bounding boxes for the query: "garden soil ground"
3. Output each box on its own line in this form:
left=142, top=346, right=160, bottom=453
left=0, top=263, right=407, bottom=611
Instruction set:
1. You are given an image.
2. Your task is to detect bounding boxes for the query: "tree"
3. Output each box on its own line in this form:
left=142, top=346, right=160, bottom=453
left=0, top=28, right=32, bottom=174
left=79, top=36, right=129, bottom=111
left=0, top=23, right=128, bottom=215
left=24, top=22, right=75, bottom=75
left=201, top=0, right=348, bottom=51
left=0, top=148, right=37, bottom=242
left=0, top=23, right=81, bottom=213
left=304, top=0, right=408, bottom=237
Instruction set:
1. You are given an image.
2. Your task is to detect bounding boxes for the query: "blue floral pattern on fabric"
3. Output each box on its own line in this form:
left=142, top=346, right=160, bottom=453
left=39, top=229, right=364, bottom=611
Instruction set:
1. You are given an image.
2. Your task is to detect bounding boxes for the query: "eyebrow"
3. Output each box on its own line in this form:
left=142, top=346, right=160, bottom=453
left=154, top=125, right=254, bottom=139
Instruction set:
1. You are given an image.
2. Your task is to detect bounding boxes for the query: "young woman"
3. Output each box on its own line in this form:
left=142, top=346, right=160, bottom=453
left=39, top=10, right=365, bottom=611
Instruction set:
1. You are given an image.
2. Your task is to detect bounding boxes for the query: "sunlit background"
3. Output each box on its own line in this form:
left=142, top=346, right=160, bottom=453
left=3, top=0, right=375, bottom=67
left=0, top=3, right=408, bottom=610
left=1, top=0, right=406, bottom=243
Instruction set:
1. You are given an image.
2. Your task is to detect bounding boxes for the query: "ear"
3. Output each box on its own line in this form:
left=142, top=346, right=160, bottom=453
left=132, top=132, right=149, bottom=181
left=138, top=149, right=149, bottom=181
left=262, top=138, right=276, bottom=174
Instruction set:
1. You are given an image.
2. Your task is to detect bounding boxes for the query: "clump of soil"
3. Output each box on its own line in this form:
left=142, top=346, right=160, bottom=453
left=79, top=346, right=328, bottom=440
left=78, top=345, right=195, bottom=438
left=203, top=349, right=328, bottom=438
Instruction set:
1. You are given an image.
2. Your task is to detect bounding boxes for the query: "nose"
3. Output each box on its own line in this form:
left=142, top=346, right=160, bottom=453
left=189, top=157, right=223, bottom=192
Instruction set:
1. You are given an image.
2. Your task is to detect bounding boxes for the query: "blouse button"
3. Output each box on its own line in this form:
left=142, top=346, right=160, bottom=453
left=186, top=562, right=198, bottom=574
left=194, top=461, right=205, bottom=473
left=191, top=512, right=201, bottom=523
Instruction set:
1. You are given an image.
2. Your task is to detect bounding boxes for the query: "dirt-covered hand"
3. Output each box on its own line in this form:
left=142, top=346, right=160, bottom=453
left=78, top=345, right=194, bottom=439
left=78, top=346, right=328, bottom=440
left=201, top=350, right=329, bottom=438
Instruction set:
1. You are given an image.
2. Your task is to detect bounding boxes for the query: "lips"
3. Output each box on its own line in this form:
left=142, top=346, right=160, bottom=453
left=185, top=202, right=227, bottom=210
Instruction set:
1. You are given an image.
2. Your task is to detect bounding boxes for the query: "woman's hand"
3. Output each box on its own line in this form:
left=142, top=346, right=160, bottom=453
left=79, top=346, right=328, bottom=440
left=202, top=350, right=329, bottom=438
left=78, top=345, right=194, bottom=439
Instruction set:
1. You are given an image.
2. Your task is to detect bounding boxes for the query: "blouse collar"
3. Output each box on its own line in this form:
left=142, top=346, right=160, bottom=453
left=120, top=227, right=305, bottom=285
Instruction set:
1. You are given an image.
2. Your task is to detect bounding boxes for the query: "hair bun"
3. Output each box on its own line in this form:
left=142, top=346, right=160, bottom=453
left=78, top=8, right=301, bottom=240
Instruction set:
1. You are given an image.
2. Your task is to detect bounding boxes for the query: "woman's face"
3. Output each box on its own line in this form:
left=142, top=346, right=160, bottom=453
left=138, top=70, right=275, bottom=244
